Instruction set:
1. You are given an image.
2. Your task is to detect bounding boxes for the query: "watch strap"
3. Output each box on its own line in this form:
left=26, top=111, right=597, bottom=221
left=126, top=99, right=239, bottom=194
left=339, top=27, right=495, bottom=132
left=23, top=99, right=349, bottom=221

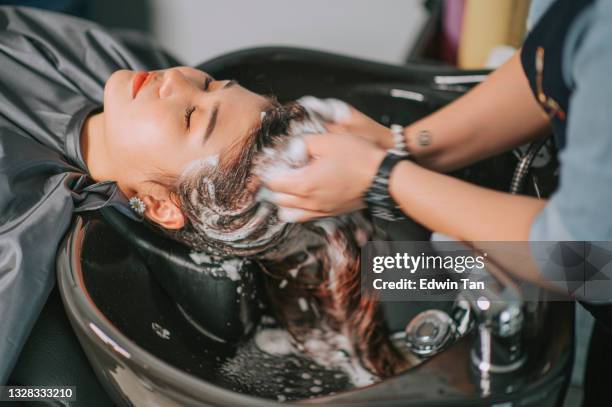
left=363, top=150, right=413, bottom=221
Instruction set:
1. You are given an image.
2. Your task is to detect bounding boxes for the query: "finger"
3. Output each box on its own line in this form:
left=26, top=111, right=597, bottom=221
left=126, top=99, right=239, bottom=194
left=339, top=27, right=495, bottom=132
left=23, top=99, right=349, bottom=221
left=274, top=192, right=365, bottom=215
left=302, top=133, right=332, bottom=156
left=260, top=168, right=308, bottom=194
left=277, top=206, right=330, bottom=223
left=325, top=122, right=349, bottom=134
left=256, top=187, right=297, bottom=205
left=260, top=188, right=323, bottom=211
left=264, top=185, right=365, bottom=216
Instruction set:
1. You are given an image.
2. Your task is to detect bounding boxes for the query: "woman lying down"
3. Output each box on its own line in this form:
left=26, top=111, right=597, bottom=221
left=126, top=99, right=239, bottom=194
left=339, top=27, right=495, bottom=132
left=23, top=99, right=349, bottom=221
left=99, top=70, right=408, bottom=380
left=0, top=6, right=407, bottom=385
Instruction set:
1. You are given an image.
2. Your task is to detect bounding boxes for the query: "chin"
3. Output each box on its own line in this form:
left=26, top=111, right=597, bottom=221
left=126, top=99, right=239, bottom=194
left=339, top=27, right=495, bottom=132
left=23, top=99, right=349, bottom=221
left=103, top=70, right=132, bottom=131
left=103, top=69, right=132, bottom=106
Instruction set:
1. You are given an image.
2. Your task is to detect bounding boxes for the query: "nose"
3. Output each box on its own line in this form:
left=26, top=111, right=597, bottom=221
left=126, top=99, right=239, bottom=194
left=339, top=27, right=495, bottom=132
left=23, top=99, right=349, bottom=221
left=159, top=69, right=193, bottom=99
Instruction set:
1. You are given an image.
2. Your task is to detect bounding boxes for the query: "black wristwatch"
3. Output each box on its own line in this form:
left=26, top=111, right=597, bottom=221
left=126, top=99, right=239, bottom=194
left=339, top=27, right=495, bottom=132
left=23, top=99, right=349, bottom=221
left=363, top=147, right=414, bottom=222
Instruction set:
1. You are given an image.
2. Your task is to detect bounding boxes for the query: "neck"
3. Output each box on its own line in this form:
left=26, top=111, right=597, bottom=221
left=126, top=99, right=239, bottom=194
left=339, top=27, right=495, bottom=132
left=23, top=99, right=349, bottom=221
left=81, top=111, right=116, bottom=184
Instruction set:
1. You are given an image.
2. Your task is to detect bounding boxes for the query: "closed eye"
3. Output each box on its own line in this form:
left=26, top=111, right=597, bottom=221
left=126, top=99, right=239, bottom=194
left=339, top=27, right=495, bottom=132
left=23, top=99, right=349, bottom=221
left=184, top=106, right=196, bottom=130
left=203, top=76, right=213, bottom=91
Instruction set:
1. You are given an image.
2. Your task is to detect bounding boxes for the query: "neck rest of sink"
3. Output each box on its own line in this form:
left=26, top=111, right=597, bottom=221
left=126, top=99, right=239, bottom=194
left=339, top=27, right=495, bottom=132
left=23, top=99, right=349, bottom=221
left=98, top=207, right=262, bottom=343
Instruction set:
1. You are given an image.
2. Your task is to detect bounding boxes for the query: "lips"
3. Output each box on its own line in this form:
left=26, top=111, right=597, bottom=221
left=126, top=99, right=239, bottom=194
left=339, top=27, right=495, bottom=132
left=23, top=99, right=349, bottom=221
left=132, top=71, right=150, bottom=98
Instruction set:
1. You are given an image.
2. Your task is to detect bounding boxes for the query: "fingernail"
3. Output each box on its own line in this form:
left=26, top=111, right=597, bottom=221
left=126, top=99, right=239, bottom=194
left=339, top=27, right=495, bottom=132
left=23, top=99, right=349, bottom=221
left=277, top=207, right=305, bottom=223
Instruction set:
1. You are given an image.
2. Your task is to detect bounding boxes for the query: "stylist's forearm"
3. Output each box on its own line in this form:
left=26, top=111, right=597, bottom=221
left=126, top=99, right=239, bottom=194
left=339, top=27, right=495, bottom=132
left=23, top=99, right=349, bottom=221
left=406, top=53, right=550, bottom=172
left=389, top=160, right=546, bottom=241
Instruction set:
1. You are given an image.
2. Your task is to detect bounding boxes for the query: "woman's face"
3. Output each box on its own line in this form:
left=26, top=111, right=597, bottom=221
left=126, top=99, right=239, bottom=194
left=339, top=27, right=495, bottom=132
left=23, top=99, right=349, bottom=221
left=103, top=66, right=270, bottom=185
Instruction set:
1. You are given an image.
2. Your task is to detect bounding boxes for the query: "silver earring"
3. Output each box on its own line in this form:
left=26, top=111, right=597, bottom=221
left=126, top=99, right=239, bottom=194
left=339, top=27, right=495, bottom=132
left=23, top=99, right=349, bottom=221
left=129, top=196, right=146, bottom=215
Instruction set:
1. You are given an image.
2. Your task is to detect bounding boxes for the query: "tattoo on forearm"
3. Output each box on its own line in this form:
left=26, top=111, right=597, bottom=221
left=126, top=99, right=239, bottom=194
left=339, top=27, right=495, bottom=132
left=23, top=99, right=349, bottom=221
left=417, top=130, right=432, bottom=147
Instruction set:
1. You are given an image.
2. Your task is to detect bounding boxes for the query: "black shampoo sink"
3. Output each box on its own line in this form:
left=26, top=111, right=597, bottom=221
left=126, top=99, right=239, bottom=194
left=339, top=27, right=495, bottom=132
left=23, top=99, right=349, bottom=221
left=56, top=47, right=573, bottom=406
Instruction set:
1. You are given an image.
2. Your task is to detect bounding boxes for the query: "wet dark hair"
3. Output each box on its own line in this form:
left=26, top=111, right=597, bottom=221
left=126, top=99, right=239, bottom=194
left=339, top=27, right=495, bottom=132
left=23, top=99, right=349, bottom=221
left=160, top=98, right=307, bottom=251
left=149, top=98, right=407, bottom=377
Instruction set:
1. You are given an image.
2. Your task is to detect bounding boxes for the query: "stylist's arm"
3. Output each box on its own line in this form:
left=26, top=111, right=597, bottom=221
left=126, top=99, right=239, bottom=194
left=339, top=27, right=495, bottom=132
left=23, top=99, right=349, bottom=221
left=261, top=133, right=385, bottom=221
left=263, top=52, right=550, bottom=243
left=263, top=132, right=546, bottom=243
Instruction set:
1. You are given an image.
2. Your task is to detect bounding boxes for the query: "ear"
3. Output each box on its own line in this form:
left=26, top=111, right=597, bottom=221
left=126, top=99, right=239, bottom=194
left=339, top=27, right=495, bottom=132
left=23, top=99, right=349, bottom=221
left=142, top=193, right=185, bottom=230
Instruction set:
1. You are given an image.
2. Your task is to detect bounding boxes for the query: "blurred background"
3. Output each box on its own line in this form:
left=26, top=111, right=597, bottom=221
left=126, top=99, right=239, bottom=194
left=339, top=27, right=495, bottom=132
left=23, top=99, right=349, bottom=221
left=0, top=0, right=593, bottom=405
left=0, top=0, right=533, bottom=69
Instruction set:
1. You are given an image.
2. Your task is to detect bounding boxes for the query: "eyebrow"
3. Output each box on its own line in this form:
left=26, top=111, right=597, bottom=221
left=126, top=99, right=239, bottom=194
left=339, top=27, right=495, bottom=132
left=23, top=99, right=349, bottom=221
left=204, top=102, right=220, bottom=143
left=223, top=80, right=237, bottom=89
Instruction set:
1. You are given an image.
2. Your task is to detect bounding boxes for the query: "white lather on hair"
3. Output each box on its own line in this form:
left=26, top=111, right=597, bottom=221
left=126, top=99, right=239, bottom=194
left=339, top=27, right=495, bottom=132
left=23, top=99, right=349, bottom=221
left=255, top=96, right=351, bottom=222
left=183, top=97, right=352, bottom=252
left=185, top=97, right=402, bottom=380
left=297, top=96, right=351, bottom=124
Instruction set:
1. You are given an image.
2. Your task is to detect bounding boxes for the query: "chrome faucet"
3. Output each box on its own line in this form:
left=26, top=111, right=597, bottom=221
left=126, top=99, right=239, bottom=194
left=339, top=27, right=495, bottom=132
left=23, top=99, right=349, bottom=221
left=455, top=267, right=526, bottom=377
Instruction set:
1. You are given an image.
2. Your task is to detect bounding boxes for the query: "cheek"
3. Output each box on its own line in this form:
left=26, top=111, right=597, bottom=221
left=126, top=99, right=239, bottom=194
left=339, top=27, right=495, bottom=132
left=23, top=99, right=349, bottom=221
left=103, top=108, right=187, bottom=172
left=103, top=71, right=138, bottom=150
left=107, top=119, right=163, bottom=153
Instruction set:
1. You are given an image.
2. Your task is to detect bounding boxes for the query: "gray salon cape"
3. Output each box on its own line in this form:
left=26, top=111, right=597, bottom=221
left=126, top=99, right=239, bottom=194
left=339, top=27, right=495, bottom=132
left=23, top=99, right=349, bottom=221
left=0, top=6, right=178, bottom=383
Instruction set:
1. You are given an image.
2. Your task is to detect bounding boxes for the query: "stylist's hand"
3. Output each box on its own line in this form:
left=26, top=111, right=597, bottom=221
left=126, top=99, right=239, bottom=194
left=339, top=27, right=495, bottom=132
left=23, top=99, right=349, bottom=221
left=299, top=96, right=395, bottom=149
left=261, top=133, right=385, bottom=222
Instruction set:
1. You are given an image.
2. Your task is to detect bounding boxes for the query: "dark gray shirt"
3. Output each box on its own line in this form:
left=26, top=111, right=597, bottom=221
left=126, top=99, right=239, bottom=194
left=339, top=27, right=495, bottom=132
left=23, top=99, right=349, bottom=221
left=0, top=6, right=176, bottom=382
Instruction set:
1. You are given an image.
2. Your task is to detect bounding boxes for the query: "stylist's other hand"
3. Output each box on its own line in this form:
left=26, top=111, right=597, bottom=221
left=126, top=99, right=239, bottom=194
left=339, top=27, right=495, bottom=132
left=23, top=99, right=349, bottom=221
left=299, top=96, right=394, bottom=149
left=261, top=133, right=385, bottom=222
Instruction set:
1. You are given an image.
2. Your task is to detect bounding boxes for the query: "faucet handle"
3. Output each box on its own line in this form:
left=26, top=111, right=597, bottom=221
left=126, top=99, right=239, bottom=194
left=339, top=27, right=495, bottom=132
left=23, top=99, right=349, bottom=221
left=459, top=288, right=527, bottom=375
left=403, top=309, right=458, bottom=357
